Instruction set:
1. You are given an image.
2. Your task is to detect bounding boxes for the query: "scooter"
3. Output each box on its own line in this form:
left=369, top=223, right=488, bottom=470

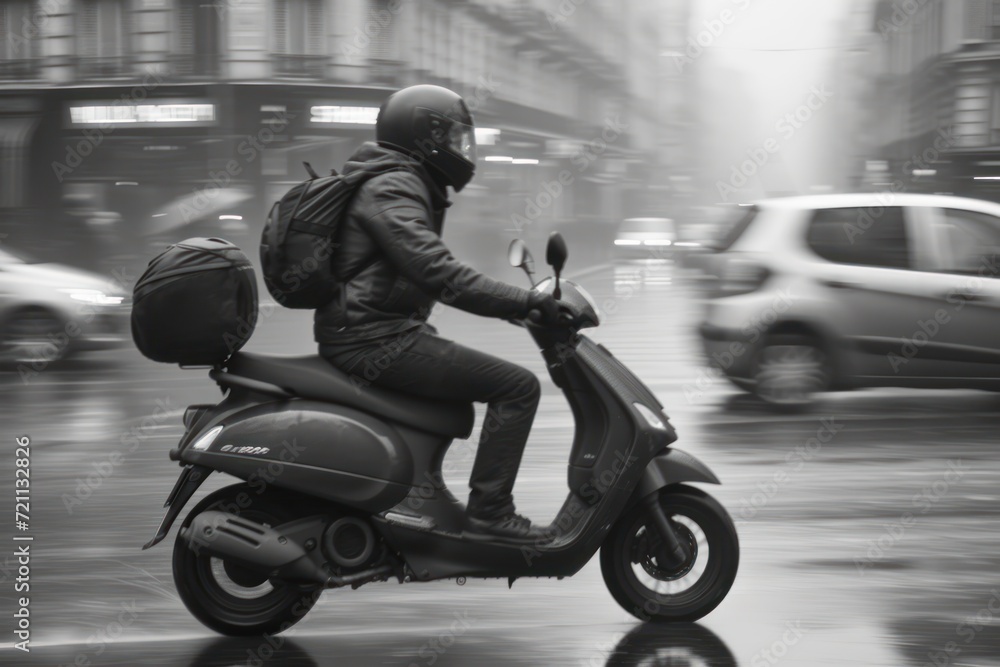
left=142, top=233, right=739, bottom=636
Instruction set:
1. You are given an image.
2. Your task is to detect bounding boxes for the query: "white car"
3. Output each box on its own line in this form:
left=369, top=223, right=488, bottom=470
left=0, top=247, right=130, bottom=365
left=698, top=193, right=1000, bottom=406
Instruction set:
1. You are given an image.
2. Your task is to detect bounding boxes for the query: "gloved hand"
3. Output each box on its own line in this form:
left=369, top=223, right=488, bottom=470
left=527, top=291, right=561, bottom=324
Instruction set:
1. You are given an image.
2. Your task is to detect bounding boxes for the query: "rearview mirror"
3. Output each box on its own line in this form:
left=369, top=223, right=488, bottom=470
left=507, top=239, right=535, bottom=285
left=508, top=239, right=530, bottom=269
left=546, top=232, right=567, bottom=273
left=546, top=232, right=567, bottom=299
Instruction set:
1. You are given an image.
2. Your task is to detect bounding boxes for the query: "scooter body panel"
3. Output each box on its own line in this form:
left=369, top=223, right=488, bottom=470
left=178, top=395, right=423, bottom=513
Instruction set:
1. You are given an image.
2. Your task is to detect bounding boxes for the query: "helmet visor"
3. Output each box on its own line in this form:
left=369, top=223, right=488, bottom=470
left=448, top=122, right=476, bottom=163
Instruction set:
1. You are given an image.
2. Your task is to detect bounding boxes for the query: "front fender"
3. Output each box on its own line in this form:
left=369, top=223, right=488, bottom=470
left=627, top=447, right=720, bottom=509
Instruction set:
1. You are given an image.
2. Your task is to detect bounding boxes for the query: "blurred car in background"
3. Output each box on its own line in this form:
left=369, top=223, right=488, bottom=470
left=613, top=217, right=678, bottom=259
left=0, top=247, right=130, bottom=365
left=698, top=193, right=1000, bottom=407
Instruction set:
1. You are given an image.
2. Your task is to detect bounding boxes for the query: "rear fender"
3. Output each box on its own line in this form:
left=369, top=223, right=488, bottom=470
left=142, top=464, right=213, bottom=549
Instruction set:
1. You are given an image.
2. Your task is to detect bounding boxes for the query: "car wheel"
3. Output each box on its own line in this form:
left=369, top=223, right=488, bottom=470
left=0, top=307, right=68, bottom=366
left=751, top=334, right=830, bottom=409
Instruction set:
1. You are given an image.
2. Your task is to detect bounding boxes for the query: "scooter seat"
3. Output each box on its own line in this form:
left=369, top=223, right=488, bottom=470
left=225, top=352, right=475, bottom=439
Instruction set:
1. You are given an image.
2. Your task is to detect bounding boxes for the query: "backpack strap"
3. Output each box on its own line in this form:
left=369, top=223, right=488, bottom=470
left=302, top=161, right=320, bottom=180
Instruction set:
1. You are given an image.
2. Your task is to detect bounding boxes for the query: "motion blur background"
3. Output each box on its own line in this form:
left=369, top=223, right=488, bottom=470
left=0, top=0, right=971, bottom=274
left=8, top=1, right=1000, bottom=666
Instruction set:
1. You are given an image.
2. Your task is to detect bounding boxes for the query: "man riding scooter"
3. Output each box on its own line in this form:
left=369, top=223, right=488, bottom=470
left=317, top=84, right=562, bottom=541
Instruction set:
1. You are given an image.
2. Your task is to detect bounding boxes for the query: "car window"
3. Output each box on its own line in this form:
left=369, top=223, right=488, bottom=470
left=935, top=208, right=1000, bottom=276
left=806, top=206, right=910, bottom=269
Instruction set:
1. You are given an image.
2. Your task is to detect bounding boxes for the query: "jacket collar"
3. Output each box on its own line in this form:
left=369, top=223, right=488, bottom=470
left=414, top=164, right=452, bottom=211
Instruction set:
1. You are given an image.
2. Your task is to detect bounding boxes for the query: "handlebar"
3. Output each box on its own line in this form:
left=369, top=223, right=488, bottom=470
left=517, top=305, right=578, bottom=329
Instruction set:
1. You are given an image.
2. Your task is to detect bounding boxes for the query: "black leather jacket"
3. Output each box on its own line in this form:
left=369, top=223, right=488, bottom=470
left=314, top=143, right=531, bottom=344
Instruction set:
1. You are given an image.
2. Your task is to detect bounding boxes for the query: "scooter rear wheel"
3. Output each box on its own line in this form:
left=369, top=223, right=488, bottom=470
left=172, top=483, right=322, bottom=636
left=600, top=485, right=739, bottom=622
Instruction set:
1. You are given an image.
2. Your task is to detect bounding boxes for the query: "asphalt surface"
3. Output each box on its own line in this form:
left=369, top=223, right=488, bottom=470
left=2, top=259, right=1000, bottom=666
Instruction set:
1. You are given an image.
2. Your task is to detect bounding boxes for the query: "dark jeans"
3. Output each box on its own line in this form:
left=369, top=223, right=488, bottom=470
left=320, top=329, right=541, bottom=520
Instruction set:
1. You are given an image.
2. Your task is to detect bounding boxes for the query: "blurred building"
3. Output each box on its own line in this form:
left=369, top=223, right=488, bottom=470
left=820, top=0, right=883, bottom=193
left=653, top=0, right=696, bottom=223
left=0, top=0, right=676, bottom=271
left=869, top=0, right=1000, bottom=200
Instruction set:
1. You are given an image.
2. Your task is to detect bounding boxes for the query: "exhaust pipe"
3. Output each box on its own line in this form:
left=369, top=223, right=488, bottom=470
left=179, top=511, right=327, bottom=584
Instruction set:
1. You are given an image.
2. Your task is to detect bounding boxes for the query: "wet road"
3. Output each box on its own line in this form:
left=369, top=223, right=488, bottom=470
left=3, top=260, right=1000, bottom=666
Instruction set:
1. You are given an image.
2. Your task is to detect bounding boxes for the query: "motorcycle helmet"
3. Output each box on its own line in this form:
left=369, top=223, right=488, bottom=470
left=376, top=84, right=477, bottom=192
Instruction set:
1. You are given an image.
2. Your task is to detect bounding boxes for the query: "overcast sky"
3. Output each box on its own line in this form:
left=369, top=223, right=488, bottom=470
left=687, top=0, right=865, bottom=195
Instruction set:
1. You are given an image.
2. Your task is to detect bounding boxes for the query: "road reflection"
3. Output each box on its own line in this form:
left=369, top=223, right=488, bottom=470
left=176, top=623, right=736, bottom=667
left=604, top=623, right=736, bottom=666
left=187, top=637, right=318, bottom=667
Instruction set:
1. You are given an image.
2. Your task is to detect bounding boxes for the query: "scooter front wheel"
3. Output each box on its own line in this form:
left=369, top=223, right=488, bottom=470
left=601, top=485, right=739, bottom=622
left=172, top=483, right=322, bottom=636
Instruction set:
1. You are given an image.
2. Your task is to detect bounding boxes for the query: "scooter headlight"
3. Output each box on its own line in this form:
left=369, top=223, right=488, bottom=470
left=190, top=425, right=223, bottom=451
left=633, top=403, right=666, bottom=430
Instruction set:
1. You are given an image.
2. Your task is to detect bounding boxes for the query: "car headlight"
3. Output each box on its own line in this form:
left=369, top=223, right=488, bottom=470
left=58, top=289, right=125, bottom=305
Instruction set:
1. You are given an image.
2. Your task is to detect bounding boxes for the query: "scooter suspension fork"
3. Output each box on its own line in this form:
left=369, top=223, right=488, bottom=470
left=642, top=493, right=691, bottom=567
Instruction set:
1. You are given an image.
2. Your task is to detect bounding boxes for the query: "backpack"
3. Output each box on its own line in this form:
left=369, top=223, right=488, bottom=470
left=259, top=162, right=386, bottom=309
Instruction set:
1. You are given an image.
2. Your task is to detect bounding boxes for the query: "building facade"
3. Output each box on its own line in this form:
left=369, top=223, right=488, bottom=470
left=0, top=0, right=672, bottom=271
left=869, top=0, right=1000, bottom=200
